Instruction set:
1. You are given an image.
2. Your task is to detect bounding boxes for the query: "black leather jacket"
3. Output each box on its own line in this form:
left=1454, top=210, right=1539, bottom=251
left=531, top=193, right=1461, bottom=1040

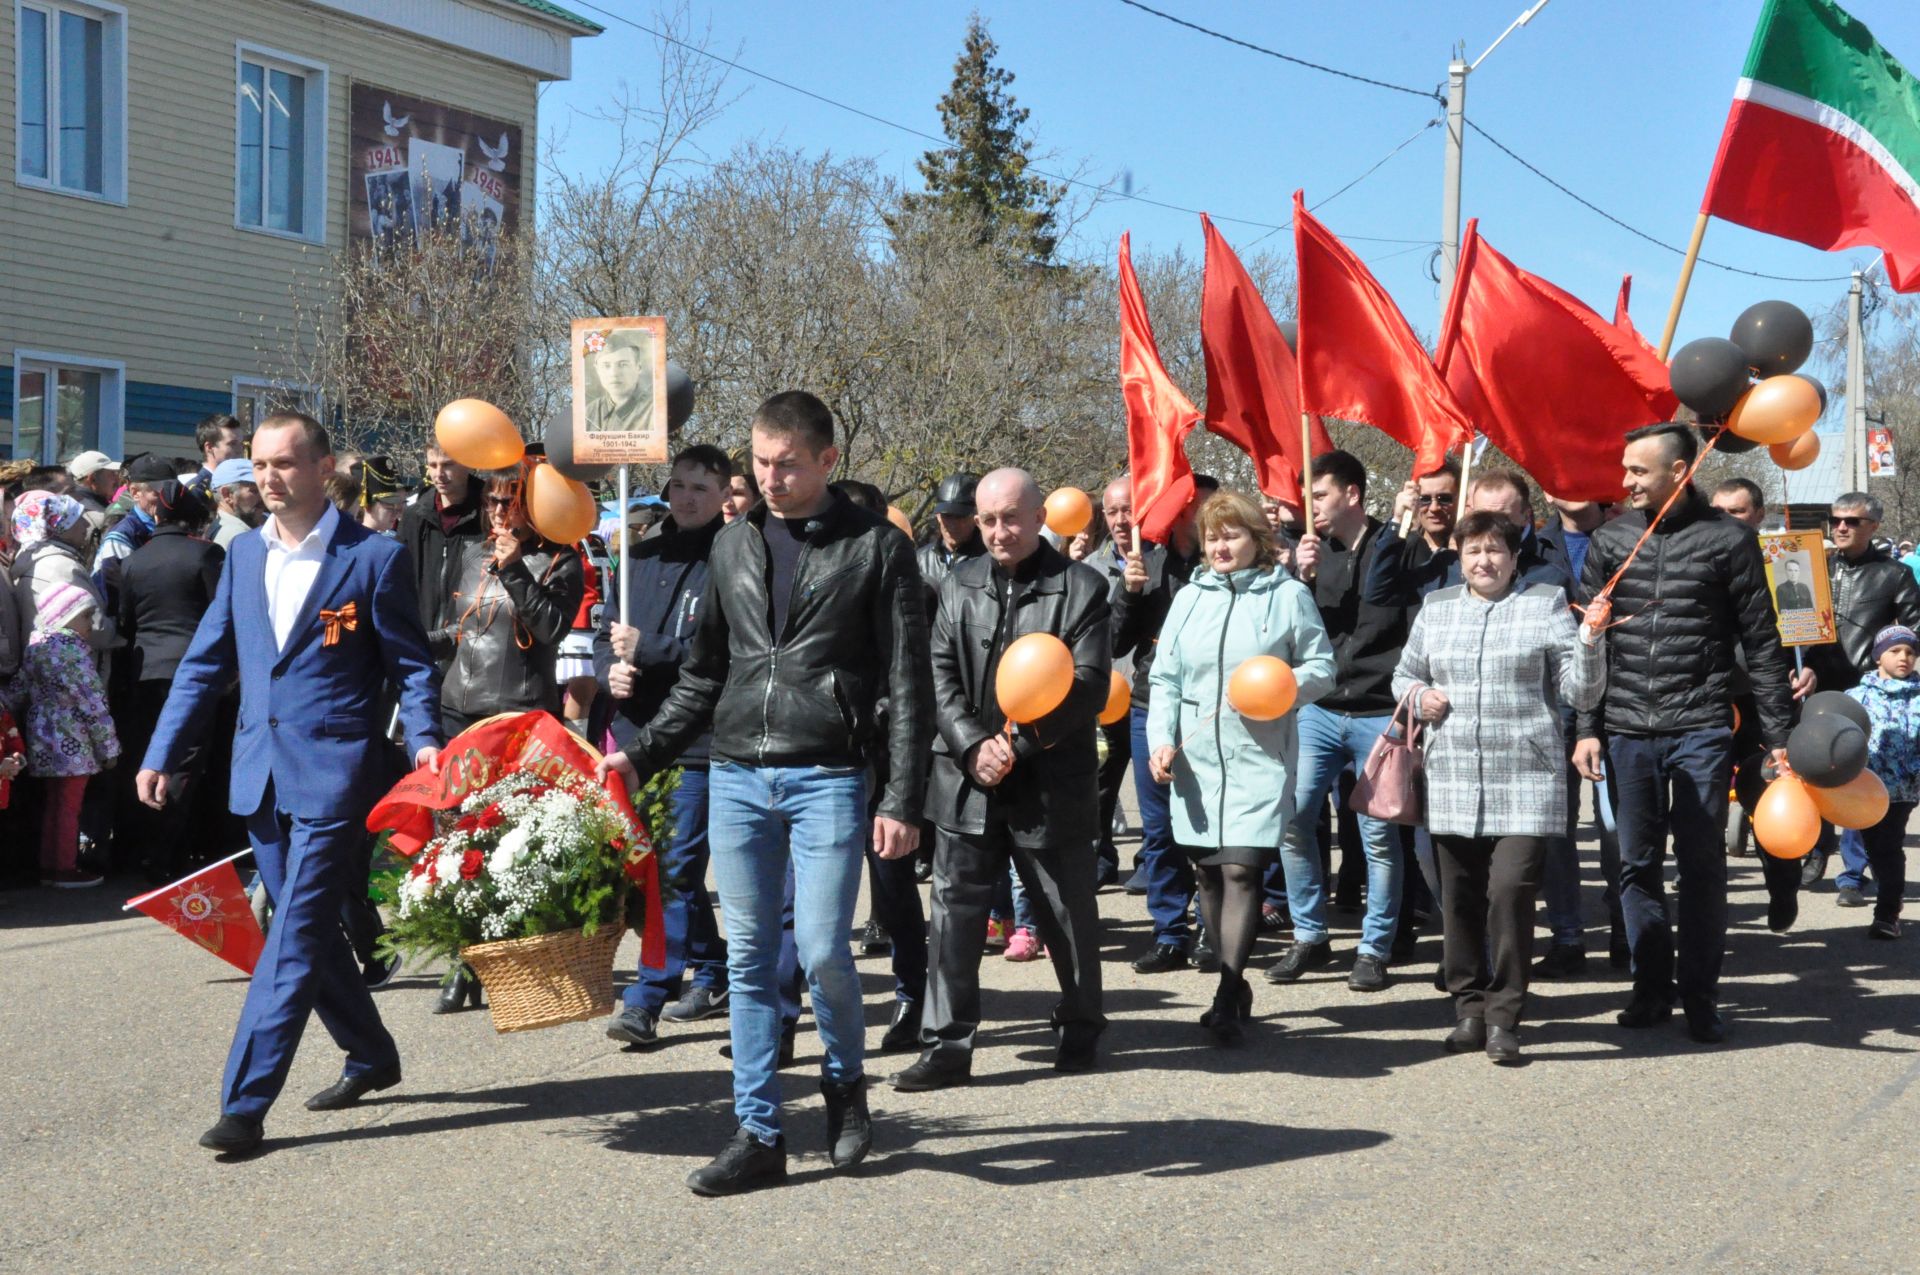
left=433, top=538, right=585, bottom=719
left=623, top=492, right=934, bottom=824
left=1577, top=489, right=1793, bottom=747
left=594, top=516, right=719, bottom=765
left=926, top=541, right=1111, bottom=844
left=1111, top=541, right=1199, bottom=713
left=1804, top=545, right=1920, bottom=692
left=917, top=533, right=985, bottom=617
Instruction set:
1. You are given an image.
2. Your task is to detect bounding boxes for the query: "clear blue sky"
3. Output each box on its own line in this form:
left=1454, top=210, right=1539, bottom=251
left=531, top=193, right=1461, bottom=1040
left=547, top=0, right=1920, bottom=359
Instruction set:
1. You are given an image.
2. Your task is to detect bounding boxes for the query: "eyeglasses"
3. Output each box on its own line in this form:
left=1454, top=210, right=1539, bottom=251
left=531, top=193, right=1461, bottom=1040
left=1829, top=515, right=1871, bottom=528
left=1416, top=493, right=1457, bottom=508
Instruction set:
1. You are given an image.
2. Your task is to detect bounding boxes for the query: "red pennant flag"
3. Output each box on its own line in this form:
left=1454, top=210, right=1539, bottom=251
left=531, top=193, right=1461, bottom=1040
left=124, top=853, right=265, bottom=976
left=1199, top=214, right=1333, bottom=502
left=1293, top=194, right=1469, bottom=477
left=1119, top=233, right=1201, bottom=545
left=1613, top=275, right=1661, bottom=360
left=1438, top=222, right=1679, bottom=502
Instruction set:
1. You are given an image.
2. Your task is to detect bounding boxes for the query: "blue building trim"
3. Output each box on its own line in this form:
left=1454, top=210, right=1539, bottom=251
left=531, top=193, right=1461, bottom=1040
left=0, top=365, right=12, bottom=422
left=128, top=381, right=232, bottom=438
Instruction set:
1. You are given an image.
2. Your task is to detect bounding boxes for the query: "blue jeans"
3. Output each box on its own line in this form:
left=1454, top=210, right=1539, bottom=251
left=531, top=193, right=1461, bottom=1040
left=707, top=762, right=869, bottom=1141
left=1130, top=705, right=1194, bottom=945
left=1835, top=826, right=1875, bottom=892
left=1278, top=704, right=1403, bottom=958
left=1607, top=729, right=1734, bottom=1002
left=623, top=767, right=726, bottom=1015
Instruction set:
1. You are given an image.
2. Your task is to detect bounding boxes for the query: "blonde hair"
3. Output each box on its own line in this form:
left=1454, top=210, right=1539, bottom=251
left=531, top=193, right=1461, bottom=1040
left=1196, top=489, right=1277, bottom=571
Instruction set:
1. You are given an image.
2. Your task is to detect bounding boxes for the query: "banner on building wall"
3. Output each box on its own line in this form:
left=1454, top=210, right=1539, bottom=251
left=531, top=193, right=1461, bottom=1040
left=348, top=84, right=523, bottom=262
left=1867, top=426, right=1897, bottom=477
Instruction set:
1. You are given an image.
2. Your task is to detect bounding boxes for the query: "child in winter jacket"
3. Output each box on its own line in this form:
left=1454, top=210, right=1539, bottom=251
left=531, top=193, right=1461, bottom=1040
left=8, top=581, right=118, bottom=887
left=1846, top=626, right=1920, bottom=940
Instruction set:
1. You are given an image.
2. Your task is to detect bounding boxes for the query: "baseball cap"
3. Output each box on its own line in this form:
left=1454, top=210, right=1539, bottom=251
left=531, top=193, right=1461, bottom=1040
left=66, top=450, right=120, bottom=481
left=124, top=454, right=177, bottom=484
left=210, top=458, right=256, bottom=489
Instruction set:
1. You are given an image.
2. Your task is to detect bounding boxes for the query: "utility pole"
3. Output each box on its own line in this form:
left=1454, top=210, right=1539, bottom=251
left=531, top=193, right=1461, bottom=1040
left=1845, top=270, right=1866, bottom=492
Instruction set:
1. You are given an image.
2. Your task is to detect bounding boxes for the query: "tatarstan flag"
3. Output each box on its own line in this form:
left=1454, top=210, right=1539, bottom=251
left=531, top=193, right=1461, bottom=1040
left=1703, top=0, right=1920, bottom=290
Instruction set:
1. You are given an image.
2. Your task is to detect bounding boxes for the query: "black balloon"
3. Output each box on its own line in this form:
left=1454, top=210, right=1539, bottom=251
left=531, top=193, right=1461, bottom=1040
left=1729, top=300, right=1815, bottom=375
left=544, top=407, right=617, bottom=483
left=1802, top=689, right=1872, bottom=735
left=1801, top=375, right=1829, bottom=415
left=1786, top=714, right=1868, bottom=788
left=1700, top=425, right=1761, bottom=455
left=666, top=362, right=696, bottom=433
left=1670, top=338, right=1752, bottom=419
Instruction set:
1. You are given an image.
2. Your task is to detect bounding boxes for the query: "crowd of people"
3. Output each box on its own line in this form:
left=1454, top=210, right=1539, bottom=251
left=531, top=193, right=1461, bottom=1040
left=2, top=397, right=1918, bottom=1196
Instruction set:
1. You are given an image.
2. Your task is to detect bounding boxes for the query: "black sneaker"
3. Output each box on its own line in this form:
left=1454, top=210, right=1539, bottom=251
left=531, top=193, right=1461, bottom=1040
left=1868, top=917, right=1901, bottom=940
left=362, top=950, right=402, bottom=990
left=1264, top=939, right=1334, bottom=983
left=1131, top=943, right=1189, bottom=975
left=1347, top=953, right=1389, bottom=993
left=686, top=1127, right=788, bottom=1197
left=606, top=1005, right=658, bottom=1046
left=1532, top=943, right=1586, bottom=979
left=860, top=919, right=892, bottom=957
left=820, top=1078, right=872, bottom=1169
left=660, top=986, right=729, bottom=1023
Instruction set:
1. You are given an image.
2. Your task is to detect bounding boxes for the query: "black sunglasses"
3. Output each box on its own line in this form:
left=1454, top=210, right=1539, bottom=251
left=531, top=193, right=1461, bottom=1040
left=1416, top=493, right=1457, bottom=508
left=1829, top=515, right=1871, bottom=527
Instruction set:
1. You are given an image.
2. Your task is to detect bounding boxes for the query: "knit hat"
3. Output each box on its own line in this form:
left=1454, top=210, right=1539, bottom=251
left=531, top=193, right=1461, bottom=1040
left=1873, top=625, right=1918, bottom=662
left=35, top=582, right=95, bottom=636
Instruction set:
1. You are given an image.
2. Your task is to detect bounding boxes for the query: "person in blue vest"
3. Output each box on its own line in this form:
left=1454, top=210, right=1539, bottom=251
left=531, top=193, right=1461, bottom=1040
left=137, top=412, right=442, bottom=1157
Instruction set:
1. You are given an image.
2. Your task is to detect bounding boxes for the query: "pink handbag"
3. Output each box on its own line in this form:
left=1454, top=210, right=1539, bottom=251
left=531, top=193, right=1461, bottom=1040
left=1349, top=690, right=1425, bottom=826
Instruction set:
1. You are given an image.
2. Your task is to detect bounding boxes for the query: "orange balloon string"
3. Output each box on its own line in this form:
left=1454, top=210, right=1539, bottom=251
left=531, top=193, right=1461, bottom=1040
left=1592, top=427, right=1724, bottom=607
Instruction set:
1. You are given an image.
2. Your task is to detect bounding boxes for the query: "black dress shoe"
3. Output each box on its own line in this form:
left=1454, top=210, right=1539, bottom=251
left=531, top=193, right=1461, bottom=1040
left=198, top=1114, right=263, bottom=1155
left=1444, top=1017, right=1487, bottom=1053
left=434, top=965, right=482, bottom=1014
left=1347, top=953, right=1389, bottom=993
left=660, top=986, right=729, bottom=1023
left=1800, top=849, right=1828, bottom=888
left=889, top=1055, right=970, bottom=1092
left=1264, top=939, right=1335, bottom=983
left=720, top=1024, right=797, bottom=1068
left=1131, top=943, right=1189, bottom=975
left=1191, top=926, right=1221, bottom=973
left=305, top=1064, right=402, bottom=1112
left=1532, top=943, right=1586, bottom=979
left=686, top=1127, right=787, bottom=1197
left=859, top=918, right=892, bottom=957
left=1054, top=1029, right=1100, bottom=1074
left=1485, top=1024, right=1522, bottom=1064
left=1616, top=996, right=1674, bottom=1029
left=1682, top=996, right=1725, bottom=1044
left=878, top=999, right=922, bottom=1052
left=820, top=1078, right=872, bottom=1169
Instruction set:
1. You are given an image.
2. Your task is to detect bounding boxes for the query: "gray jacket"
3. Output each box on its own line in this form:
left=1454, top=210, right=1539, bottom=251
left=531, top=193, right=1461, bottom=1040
left=1391, top=583, right=1605, bottom=839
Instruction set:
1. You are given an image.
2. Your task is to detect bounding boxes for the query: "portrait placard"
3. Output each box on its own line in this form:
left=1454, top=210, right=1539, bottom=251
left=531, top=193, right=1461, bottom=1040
left=1759, top=529, right=1836, bottom=647
left=570, top=317, right=668, bottom=466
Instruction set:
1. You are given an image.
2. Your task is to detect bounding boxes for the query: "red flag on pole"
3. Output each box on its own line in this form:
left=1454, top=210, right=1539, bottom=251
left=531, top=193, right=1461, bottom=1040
left=1199, top=214, right=1333, bottom=501
left=1613, top=275, right=1662, bottom=360
left=123, top=852, right=265, bottom=976
left=1293, top=194, right=1470, bottom=477
left=1119, top=232, right=1201, bottom=545
left=1439, top=222, right=1679, bottom=502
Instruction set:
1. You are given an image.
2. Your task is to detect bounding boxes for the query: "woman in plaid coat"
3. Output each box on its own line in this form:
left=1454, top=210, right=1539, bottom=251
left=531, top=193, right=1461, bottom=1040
left=1392, top=511, right=1607, bottom=1063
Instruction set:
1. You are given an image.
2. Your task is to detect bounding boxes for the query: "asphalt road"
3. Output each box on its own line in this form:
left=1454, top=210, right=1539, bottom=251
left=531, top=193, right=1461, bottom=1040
left=4, top=826, right=1915, bottom=1274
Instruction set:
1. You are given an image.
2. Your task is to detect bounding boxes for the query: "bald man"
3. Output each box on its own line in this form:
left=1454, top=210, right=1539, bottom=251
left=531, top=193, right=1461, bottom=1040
left=893, top=468, right=1113, bottom=1089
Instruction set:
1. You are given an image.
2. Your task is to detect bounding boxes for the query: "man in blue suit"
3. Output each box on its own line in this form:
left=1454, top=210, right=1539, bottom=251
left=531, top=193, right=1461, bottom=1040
left=138, top=412, right=442, bottom=1157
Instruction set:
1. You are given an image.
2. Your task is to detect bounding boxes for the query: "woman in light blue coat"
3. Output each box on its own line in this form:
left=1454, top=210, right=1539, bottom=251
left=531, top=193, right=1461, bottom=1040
left=1148, top=491, right=1336, bottom=1042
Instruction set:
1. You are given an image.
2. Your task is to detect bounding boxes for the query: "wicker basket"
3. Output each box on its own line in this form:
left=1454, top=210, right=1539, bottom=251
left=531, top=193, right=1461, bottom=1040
left=460, top=908, right=625, bottom=1034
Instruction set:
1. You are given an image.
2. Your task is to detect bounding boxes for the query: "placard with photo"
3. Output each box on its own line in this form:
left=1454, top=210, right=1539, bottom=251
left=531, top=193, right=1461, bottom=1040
left=1759, top=530, right=1837, bottom=646
left=570, top=317, right=669, bottom=465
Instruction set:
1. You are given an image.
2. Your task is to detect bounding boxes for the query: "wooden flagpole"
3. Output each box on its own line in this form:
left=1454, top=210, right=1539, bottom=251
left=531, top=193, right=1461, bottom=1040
left=1656, top=212, right=1711, bottom=360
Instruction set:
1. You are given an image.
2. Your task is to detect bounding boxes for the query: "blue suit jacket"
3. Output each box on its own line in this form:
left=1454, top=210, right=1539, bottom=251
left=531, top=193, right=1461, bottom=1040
left=144, top=515, right=442, bottom=820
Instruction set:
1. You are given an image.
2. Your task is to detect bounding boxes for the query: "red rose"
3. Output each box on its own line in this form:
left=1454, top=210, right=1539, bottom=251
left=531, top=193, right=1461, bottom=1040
left=460, top=850, right=485, bottom=880
left=408, top=857, right=429, bottom=877
left=477, top=806, right=505, bottom=831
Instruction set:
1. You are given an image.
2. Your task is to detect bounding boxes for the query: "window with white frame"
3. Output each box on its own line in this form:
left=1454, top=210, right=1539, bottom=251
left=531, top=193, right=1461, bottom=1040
left=15, top=0, right=127, bottom=201
left=12, top=352, right=125, bottom=464
left=231, top=377, right=319, bottom=430
left=235, top=45, right=327, bottom=240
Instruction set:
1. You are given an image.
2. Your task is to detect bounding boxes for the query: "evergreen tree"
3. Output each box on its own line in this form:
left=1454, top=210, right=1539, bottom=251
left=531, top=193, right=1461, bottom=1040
left=900, top=13, right=1064, bottom=264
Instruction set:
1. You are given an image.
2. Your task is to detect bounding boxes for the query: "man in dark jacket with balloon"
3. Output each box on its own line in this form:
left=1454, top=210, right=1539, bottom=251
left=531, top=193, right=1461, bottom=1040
left=892, top=467, right=1112, bottom=1092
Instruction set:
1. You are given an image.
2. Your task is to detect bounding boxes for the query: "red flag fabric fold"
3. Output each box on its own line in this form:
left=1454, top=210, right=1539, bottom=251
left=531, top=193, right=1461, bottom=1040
left=1439, top=221, right=1679, bottom=502
left=1119, top=232, right=1201, bottom=544
left=125, top=856, right=265, bottom=976
left=1199, top=214, right=1333, bottom=502
left=1613, top=274, right=1662, bottom=360
left=1293, top=195, right=1470, bottom=477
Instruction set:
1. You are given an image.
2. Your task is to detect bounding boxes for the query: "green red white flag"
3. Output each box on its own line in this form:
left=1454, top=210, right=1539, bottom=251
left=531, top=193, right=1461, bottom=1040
left=1702, top=0, right=1920, bottom=290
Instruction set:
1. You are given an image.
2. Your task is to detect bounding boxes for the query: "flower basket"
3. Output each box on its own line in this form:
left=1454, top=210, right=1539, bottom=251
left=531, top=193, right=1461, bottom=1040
left=461, top=903, right=626, bottom=1033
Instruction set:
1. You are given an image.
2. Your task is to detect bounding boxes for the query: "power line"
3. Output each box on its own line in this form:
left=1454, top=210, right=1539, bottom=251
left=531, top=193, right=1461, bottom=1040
left=568, top=0, right=1433, bottom=243
left=1242, top=117, right=1441, bottom=249
left=1115, top=0, right=1441, bottom=103
left=1463, top=117, right=1855, bottom=284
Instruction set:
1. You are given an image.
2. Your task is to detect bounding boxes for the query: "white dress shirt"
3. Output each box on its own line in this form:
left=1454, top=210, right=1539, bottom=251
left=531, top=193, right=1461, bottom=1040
left=262, top=503, right=341, bottom=652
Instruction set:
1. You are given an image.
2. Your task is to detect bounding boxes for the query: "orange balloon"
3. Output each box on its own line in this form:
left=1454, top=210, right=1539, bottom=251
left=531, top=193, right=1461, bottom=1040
left=1769, top=431, right=1820, bottom=471
left=525, top=463, right=597, bottom=543
left=886, top=505, right=914, bottom=538
left=1809, top=767, right=1890, bottom=831
left=996, top=632, right=1075, bottom=724
left=1044, top=487, right=1093, bottom=538
left=1227, top=656, right=1298, bottom=721
left=1726, top=375, right=1821, bottom=445
left=1753, top=774, right=1822, bottom=859
left=435, top=398, right=525, bottom=471
left=1732, top=703, right=1742, bottom=734
left=1098, top=670, right=1131, bottom=725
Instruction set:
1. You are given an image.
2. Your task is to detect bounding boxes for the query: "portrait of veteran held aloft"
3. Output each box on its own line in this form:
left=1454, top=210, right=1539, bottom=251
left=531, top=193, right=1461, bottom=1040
left=584, top=330, right=659, bottom=435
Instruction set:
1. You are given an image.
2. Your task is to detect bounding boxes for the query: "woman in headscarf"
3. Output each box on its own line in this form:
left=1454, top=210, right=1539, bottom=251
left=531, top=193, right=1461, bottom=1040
left=10, top=491, right=115, bottom=650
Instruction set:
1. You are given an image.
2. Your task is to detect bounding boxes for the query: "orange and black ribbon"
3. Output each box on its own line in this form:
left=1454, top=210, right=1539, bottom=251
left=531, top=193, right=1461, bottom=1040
left=320, top=601, right=358, bottom=646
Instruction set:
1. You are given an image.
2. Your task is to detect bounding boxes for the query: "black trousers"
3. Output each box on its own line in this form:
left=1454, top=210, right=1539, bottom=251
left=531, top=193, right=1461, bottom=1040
left=1730, top=693, right=1802, bottom=905
left=921, top=824, right=1105, bottom=1067
left=1434, top=834, right=1546, bottom=1030
left=1862, top=802, right=1915, bottom=925
left=1095, top=720, right=1131, bottom=873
